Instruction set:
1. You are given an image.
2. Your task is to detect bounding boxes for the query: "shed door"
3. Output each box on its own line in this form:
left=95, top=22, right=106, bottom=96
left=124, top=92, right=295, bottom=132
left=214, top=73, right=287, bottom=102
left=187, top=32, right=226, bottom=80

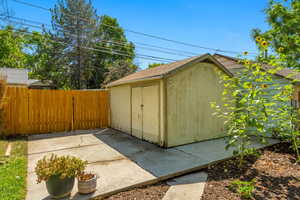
left=131, top=87, right=143, bottom=139
left=142, top=85, right=159, bottom=143
left=131, top=85, right=159, bottom=144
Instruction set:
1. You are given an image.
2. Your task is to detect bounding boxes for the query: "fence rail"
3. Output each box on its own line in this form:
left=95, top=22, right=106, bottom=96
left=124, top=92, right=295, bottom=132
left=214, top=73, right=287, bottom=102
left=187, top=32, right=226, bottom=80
left=3, top=87, right=109, bottom=135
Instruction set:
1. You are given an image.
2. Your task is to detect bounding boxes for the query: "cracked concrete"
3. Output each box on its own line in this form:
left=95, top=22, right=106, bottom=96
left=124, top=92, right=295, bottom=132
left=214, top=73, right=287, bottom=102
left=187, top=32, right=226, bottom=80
left=26, top=128, right=279, bottom=200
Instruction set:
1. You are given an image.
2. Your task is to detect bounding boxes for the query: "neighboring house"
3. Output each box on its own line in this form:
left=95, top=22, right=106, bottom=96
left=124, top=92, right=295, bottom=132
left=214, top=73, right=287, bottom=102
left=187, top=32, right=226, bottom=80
left=213, top=53, right=300, bottom=107
left=0, top=68, right=29, bottom=87
left=0, top=68, right=54, bottom=89
left=107, top=54, right=233, bottom=147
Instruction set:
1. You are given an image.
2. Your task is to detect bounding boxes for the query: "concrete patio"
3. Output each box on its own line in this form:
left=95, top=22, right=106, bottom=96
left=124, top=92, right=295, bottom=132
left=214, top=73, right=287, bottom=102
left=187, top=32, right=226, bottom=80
left=26, top=128, right=279, bottom=200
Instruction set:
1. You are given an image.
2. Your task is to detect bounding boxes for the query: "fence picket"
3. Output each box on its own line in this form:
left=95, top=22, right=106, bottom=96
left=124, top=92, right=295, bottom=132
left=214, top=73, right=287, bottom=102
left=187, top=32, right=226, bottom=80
left=2, top=87, right=109, bottom=135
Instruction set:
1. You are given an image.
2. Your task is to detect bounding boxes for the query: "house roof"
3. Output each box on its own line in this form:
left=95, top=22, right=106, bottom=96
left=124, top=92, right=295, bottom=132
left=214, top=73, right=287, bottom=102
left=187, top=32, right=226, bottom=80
left=0, top=68, right=29, bottom=85
left=107, top=54, right=233, bottom=87
left=213, top=53, right=300, bottom=82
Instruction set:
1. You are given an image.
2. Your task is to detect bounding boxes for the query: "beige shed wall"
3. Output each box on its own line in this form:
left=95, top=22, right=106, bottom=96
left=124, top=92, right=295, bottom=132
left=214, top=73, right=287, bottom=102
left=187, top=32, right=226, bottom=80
left=166, top=62, right=226, bottom=147
left=110, top=85, right=131, bottom=133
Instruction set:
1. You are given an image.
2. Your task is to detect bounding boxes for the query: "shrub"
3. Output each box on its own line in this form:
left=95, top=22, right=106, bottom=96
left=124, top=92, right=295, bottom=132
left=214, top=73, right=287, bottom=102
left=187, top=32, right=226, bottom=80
left=35, top=154, right=87, bottom=183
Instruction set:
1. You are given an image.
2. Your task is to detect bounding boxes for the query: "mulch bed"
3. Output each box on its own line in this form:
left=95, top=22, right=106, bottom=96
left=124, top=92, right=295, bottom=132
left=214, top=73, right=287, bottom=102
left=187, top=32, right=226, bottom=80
left=101, top=182, right=169, bottom=200
left=202, top=143, right=300, bottom=200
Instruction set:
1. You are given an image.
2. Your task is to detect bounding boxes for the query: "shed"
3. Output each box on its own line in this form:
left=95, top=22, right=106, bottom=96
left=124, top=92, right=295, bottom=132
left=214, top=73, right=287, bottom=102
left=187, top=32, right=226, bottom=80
left=107, top=54, right=233, bottom=147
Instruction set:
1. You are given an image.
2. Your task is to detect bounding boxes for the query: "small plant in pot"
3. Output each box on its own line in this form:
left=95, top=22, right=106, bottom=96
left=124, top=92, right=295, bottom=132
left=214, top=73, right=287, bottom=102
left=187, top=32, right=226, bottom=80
left=77, top=172, right=98, bottom=194
left=35, top=154, right=87, bottom=199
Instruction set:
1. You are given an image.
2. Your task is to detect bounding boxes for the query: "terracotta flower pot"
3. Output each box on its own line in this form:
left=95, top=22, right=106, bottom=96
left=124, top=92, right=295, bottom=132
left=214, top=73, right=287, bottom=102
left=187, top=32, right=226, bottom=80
left=78, top=174, right=97, bottom=194
left=46, top=175, right=75, bottom=199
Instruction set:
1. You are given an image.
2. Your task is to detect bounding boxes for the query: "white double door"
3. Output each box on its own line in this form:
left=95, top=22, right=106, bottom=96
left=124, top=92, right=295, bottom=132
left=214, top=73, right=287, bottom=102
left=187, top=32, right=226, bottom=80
left=131, top=85, right=159, bottom=144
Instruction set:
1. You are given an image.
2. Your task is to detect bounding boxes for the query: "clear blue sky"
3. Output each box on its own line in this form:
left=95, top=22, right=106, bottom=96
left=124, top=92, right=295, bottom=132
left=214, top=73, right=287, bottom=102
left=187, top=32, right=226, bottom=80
left=4, top=0, right=270, bottom=68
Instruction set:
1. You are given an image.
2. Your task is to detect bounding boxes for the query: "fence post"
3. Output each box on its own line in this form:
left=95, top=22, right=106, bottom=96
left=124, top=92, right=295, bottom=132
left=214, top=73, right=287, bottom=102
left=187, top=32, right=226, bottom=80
left=71, top=96, right=75, bottom=131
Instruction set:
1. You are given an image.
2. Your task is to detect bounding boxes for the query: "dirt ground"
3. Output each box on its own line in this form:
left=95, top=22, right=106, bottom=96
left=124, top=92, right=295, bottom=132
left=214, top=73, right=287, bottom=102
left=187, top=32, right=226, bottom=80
left=202, top=143, right=300, bottom=200
left=101, top=182, right=169, bottom=200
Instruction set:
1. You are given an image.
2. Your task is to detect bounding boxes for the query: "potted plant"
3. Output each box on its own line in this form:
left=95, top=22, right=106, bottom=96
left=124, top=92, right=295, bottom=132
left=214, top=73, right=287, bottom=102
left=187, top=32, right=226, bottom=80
left=35, top=154, right=87, bottom=199
left=77, top=172, right=98, bottom=194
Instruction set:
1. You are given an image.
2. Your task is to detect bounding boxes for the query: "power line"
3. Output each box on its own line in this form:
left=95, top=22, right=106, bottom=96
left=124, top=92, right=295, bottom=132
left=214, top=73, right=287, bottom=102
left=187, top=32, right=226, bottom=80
left=134, top=41, right=199, bottom=56
left=10, top=0, right=258, bottom=56
left=3, top=15, right=195, bottom=58
left=0, top=18, right=179, bottom=63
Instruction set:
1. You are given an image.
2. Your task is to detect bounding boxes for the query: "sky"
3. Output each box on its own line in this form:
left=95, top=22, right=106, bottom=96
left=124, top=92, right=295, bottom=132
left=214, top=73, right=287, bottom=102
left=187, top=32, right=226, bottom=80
left=2, top=0, right=270, bottom=69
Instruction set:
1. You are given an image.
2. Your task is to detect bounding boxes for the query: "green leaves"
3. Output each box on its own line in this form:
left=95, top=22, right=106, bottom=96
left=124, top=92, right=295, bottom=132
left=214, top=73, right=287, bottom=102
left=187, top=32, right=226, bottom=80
left=252, top=0, right=300, bottom=69
left=229, top=178, right=256, bottom=199
left=212, top=50, right=300, bottom=164
left=35, top=154, right=87, bottom=183
left=0, top=26, right=27, bottom=68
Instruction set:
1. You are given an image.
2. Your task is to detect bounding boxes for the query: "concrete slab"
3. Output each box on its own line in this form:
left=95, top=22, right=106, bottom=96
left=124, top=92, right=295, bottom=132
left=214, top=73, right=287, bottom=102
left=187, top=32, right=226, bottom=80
left=28, top=134, right=103, bottom=154
left=175, top=136, right=279, bottom=162
left=163, top=172, right=207, bottom=200
left=26, top=129, right=279, bottom=200
left=27, top=159, right=156, bottom=200
left=93, top=131, right=211, bottom=177
left=27, top=143, right=125, bottom=173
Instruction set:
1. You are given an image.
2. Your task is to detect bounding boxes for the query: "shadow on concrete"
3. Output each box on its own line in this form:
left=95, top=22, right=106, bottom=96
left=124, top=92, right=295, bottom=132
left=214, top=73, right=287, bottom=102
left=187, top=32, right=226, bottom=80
left=92, top=129, right=279, bottom=179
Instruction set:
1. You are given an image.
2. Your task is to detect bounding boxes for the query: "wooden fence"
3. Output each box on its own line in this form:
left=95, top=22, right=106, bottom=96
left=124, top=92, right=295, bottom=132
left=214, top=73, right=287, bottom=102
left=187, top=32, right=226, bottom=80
left=3, top=87, right=109, bottom=135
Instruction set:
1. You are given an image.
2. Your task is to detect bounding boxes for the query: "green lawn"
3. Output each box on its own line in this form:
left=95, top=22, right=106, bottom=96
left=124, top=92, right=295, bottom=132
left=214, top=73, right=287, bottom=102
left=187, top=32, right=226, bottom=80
left=0, top=138, right=27, bottom=200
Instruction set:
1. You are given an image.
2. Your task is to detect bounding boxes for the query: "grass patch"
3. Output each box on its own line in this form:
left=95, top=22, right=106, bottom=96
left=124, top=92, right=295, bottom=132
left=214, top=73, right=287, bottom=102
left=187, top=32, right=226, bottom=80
left=0, top=138, right=27, bottom=200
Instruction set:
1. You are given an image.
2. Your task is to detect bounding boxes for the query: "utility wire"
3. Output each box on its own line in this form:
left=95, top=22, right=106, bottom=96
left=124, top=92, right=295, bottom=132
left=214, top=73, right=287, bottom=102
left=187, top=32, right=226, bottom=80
left=3, top=15, right=195, bottom=58
left=0, top=18, right=179, bottom=63
left=10, top=0, right=258, bottom=56
left=7, top=16, right=200, bottom=57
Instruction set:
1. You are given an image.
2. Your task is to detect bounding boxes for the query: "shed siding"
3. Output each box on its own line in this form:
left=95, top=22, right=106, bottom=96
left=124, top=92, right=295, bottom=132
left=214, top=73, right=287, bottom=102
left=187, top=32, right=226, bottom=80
left=110, top=85, right=131, bottom=133
left=166, top=62, right=226, bottom=147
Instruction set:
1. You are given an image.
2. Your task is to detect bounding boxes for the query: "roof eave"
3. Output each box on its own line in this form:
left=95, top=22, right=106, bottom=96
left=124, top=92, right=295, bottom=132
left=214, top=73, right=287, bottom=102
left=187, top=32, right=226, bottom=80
left=106, top=75, right=163, bottom=88
left=107, top=53, right=233, bottom=88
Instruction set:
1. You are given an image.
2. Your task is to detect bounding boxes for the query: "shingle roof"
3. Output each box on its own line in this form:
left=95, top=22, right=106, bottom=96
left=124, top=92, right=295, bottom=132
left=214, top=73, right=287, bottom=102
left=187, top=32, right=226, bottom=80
left=214, top=54, right=300, bottom=81
left=107, top=54, right=232, bottom=87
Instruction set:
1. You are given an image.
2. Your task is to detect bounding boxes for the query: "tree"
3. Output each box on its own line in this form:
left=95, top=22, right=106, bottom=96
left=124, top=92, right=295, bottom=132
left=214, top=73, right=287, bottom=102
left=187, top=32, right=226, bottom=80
left=28, top=32, right=71, bottom=88
left=89, top=15, right=136, bottom=88
left=101, top=60, right=137, bottom=87
left=51, top=0, right=98, bottom=89
left=0, top=26, right=27, bottom=68
left=252, top=0, right=300, bottom=68
left=148, top=63, right=163, bottom=68
left=40, top=1, right=137, bottom=89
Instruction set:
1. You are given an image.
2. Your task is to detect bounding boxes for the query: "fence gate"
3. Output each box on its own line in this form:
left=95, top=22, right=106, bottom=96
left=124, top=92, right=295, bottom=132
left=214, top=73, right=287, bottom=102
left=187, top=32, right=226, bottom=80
left=3, top=87, right=109, bottom=135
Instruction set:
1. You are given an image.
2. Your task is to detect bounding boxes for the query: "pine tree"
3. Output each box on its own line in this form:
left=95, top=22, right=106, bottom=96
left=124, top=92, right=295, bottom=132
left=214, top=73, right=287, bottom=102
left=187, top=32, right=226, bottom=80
left=51, top=0, right=98, bottom=89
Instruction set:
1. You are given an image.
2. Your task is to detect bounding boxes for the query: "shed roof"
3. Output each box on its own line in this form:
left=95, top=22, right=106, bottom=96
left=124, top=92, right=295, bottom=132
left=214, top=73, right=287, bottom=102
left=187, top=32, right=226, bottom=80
left=214, top=54, right=300, bottom=82
left=107, top=54, right=233, bottom=87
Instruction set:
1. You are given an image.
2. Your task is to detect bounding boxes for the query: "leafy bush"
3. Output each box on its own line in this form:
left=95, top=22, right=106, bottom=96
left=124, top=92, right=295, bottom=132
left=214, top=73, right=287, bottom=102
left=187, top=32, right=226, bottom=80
left=35, top=154, right=87, bottom=183
left=212, top=36, right=300, bottom=164
left=229, top=179, right=256, bottom=199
